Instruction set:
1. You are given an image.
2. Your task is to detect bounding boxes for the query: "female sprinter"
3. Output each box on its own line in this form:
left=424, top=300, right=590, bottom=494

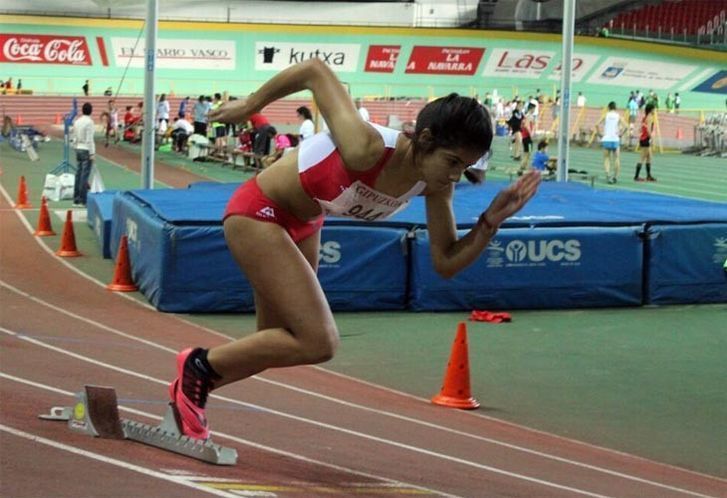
left=169, top=59, right=541, bottom=439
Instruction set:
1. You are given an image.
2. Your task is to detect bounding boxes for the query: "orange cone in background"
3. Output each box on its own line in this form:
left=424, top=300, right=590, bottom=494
left=14, top=175, right=32, bottom=209
left=34, top=196, right=56, bottom=236
left=55, top=210, right=82, bottom=257
left=107, top=235, right=138, bottom=292
left=15, top=114, right=23, bottom=125
left=431, top=322, right=480, bottom=410
left=54, top=113, right=62, bottom=125
left=676, top=127, right=684, bottom=140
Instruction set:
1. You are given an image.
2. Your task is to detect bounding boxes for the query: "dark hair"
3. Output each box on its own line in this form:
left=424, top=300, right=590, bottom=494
left=267, top=126, right=278, bottom=136
left=214, top=93, right=222, bottom=100
left=296, top=106, right=313, bottom=120
left=608, top=101, right=616, bottom=110
left=537, top=140, right=548, bottom=151
left=644, top=103, right=655, bottom=115
left=82, top=102, right=93, bottom=115
left=413, top=93, right=492, bottom=156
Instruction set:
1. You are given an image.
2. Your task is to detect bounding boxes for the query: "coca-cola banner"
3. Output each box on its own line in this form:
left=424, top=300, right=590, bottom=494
left=405, top=46, right=485, bottom=76
left=0, top=34, right=91, bottom=65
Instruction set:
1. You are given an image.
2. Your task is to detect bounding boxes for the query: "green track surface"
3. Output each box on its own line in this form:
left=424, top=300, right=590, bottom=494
left=1, top=136, right=726, bottom=477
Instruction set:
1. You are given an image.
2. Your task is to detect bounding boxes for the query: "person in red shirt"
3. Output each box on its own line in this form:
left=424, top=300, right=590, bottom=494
left=634, top=103, right=656, bottom=182
left=249, top=113, right=272, bottom=158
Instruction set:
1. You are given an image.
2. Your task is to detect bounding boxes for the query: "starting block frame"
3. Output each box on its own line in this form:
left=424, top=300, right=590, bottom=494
left=39, top=385, right=237, bottom=466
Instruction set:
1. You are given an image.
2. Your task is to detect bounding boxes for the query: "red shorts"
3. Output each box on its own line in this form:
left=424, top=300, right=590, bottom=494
left=223, top=177, right=324, bottom=243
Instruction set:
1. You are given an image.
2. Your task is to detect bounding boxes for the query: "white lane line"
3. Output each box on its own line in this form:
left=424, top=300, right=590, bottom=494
left=1, top=282, right=723, bottom=497
left=0, top=327, right=636, bottom=498
left=0, top=371, right=458, bottom=498
left=0, top=424, right=240, bottom=498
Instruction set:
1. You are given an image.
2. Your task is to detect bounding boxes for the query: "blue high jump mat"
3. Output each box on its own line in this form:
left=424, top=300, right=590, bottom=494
left=109, top=181, right=727, bottom=312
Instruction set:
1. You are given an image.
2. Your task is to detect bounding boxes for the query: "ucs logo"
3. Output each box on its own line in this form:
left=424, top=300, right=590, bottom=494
left=319, top=240, right=341, bottom=264
left=505, top=239, right=581, bottom=263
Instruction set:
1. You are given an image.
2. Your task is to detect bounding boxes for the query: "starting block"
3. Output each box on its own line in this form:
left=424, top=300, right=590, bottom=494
left=39, top=385, right=237, bottom=465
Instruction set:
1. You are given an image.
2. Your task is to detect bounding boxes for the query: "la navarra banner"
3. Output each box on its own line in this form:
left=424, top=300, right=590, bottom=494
left=405, top=46, right=485, bottom=76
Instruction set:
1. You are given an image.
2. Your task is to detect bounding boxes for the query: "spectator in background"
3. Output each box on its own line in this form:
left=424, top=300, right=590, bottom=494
left=71, top=102, right=95, bottom=207
left=103, top=87, right=113, bottom=97
left=156, top=93, right=170, bottom=132
left=576, top=91, right=586, bottom=108
left=178, top=96, right=190, bottom=119
left=82, top=79, right=90, bottom=96
left=16, top=79, right=22, bottom=92
left=249, top=112, right=272, bottom=158
left=665, top=93, right=674, bottom=113
left=627, top=93, right=639, bottom=148
left=595, top=101, right=627, bottom=184
left=674, top=93, right=681, bottom=113
left=296, top=106, right=315, bottom=141
left=5, top=77, right=13, bottom=90
left=193, top=95, right=208, bottom=136
left=531, top=140, right=556, bottom=176
left=210, top=93, right=227, bottom=155
left=646, top=90, right=659, bottom=109
left=355, top=98, right=370, bottom=122
left=171, top=114, right=195, bottom=153
left=261, top=126, right=292, bottom=168
left=506, top=100, right=524, bottom=160
left=518, top=103, right=536, bottom=174
left=635, top=103, right=656, bottom=182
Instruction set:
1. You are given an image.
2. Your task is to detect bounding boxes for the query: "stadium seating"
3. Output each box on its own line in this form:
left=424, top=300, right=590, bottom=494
left=609, top=0, right=727, bottom=37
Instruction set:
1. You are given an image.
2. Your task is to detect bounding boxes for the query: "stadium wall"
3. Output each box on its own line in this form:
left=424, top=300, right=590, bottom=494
left=1, top=14, right=725, bottom=108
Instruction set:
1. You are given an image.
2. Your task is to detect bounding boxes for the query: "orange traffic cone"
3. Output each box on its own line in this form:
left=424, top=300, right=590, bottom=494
left=56, top=210, right=82, bottom=257
left=15, top=114, right=23, bottom=125
left=34, top=196, right=56, bottom=236
left=676, top=127, right=684, bottom=140
left=107, top=235, right=138, bottom=292
left=431, top=322, right=480, bottom=410
left=14, top=175, right=32, bottom=209
left=54, top=113, right=62, bottom=125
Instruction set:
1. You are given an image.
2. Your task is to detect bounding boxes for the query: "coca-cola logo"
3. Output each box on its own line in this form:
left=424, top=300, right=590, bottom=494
left=0, top=34, right=90, bottom=65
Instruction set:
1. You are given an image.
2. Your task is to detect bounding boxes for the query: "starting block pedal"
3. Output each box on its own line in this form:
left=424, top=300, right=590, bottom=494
left=39, top=385, right=237, bottom=466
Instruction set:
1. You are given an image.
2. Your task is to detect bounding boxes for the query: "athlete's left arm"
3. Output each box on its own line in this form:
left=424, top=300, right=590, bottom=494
left=426, top=171, right=541, bottom=279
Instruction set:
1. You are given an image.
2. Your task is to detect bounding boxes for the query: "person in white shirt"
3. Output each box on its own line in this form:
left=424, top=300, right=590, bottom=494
left=71, top=102, right=96, bottom=206
left=296, top=105, right=315, bottom=141
left=171, top=116, right=195, bottom=152
left=355, top=98, right=370, bottom=121
left=156, top=93, right=170, bottom=134
left=595, top=101, right=627, bottom=184
left=576, top=92, right=586, bottom=108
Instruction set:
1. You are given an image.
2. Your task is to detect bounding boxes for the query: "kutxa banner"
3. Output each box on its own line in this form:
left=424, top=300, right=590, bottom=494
left=0, top=33, right=91, bottom=65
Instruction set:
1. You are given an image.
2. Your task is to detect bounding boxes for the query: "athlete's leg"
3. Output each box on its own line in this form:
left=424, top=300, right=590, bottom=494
left=209, top=217, right=337, bottom=388
left=613, top=148, right=621, bottom=179
left=603, top=148, right=611, bottom=179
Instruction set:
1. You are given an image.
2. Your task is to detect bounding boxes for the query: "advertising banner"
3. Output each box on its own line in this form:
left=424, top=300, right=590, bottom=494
left=691, top=70, right=727, bottom=94
left=110, top=38, right=235, bottom=70
left=0, top=33, right=91, bottom=65
left=548, top=53, right=601, bottom=82
left=482, top=48, right=555, bottom=79
left=587, top=57, right=697, bottom=90
left=405, top=46, right=484, bottom=75
left=255, top=41, right=360, bottom=72
left=364, top=45, right=401, bottom=73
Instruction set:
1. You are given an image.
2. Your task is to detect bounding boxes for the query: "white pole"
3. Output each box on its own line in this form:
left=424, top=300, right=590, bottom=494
left=141, top=0, right=158, bottom=189
left=556, top=0, right=576, bottom=183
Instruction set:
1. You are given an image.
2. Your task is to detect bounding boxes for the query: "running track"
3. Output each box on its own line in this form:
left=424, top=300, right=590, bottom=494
left=1, top=185, right=726, bottom=498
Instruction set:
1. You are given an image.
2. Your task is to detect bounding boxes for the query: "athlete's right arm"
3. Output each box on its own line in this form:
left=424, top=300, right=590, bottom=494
left=209, top=59, right=381, bottom=170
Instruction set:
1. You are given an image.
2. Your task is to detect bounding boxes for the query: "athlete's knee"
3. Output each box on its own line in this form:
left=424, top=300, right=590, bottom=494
left=299, top=325, right=339, bottom=364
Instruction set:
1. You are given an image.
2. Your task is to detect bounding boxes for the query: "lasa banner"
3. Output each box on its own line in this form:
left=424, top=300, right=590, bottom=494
left=0, top=33, right=91, bottom=65
left=481, top=48, right=555, bottom=79
left=692, top=70, right=727, bottom=95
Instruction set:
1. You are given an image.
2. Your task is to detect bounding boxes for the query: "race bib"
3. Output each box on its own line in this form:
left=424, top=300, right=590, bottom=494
left=317, top=180, right=425, bottom=222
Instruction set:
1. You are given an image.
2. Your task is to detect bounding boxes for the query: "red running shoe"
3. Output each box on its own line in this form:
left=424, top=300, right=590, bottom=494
left=169, top=348, right=211, bottom=440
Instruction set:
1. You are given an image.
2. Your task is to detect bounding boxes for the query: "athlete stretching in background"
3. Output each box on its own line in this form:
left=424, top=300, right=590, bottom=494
left=168, top=59, right=541, bottom=439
